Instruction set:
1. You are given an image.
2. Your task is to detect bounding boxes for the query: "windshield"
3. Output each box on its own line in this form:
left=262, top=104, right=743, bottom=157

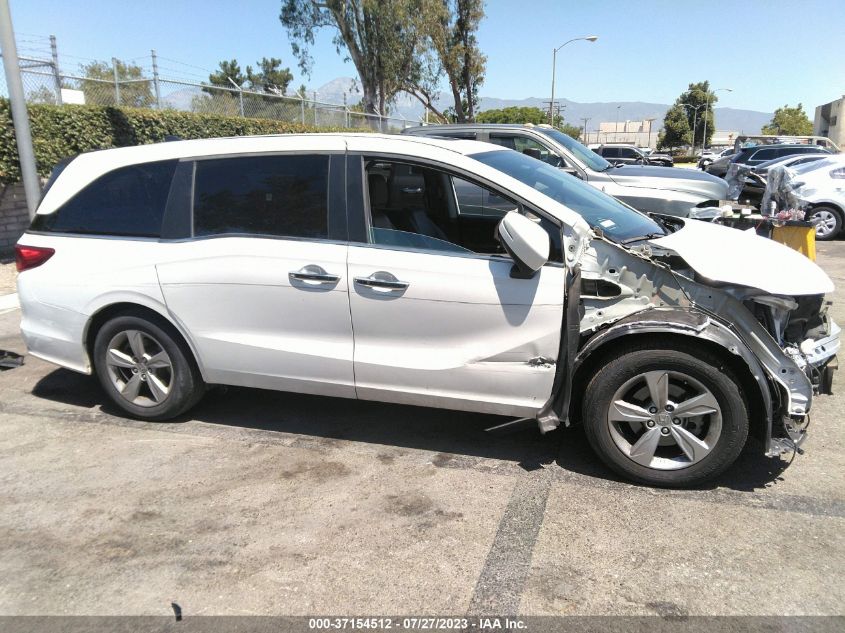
left=470, top=149, right=666, bottom=243
left=535, top=127, right=612, bottom=172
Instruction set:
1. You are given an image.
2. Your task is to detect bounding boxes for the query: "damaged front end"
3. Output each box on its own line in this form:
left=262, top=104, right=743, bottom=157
left=544, top=217, right=838, bottom=457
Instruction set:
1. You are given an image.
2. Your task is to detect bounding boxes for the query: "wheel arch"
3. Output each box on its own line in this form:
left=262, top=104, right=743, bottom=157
left=84, top=301, right=206, bottom=382
left=569, top=318, right=773, bottom=450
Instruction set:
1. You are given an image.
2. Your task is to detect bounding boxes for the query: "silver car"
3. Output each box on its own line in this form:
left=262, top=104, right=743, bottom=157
left=402, top=124, right=728, bottom=217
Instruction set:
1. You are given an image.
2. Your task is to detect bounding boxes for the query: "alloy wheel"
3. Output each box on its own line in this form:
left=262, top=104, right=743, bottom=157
left=811, top=209, right=838, bottom=238
left=105, top=330, right=173, bottom=407
left=606, top=370, right=722, bottom=470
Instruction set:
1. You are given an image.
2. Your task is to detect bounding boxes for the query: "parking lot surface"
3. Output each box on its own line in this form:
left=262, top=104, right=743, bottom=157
left=0, top=244, right=844, bottom=618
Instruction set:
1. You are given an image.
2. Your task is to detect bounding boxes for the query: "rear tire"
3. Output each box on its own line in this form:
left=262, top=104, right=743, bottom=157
left=582, top=343, right=748, bottom=488
left=808, top=206, right=843, bottom=241
left=93, top=314, right=204, bottom=420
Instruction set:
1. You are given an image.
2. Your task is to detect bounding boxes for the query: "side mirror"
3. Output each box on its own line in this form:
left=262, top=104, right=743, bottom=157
left=496, top=211, right=550, bottom=278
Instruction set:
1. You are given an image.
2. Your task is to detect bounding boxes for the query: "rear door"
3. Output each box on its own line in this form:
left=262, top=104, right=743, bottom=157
left=345, top=151, right=565, bottom=417
left=156, top=148, right=355, bottom=398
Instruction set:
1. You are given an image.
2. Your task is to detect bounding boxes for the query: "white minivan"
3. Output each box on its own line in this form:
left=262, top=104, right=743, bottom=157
left=15, top=134, right=839, bottom=487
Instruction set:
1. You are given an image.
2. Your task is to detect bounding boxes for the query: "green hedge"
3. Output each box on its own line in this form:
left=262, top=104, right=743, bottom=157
left=0, top=99, right=350, bottom=184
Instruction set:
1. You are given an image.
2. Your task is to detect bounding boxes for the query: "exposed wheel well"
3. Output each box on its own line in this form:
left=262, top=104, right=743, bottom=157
left=85, top=303, right=201, bottom=378
left=568, top=332, right=768, bottom=446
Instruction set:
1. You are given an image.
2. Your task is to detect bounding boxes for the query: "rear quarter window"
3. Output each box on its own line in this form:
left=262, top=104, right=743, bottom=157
left=31, top=160, right=178, bottom=237
left=192, top=154, right=329, bottom=239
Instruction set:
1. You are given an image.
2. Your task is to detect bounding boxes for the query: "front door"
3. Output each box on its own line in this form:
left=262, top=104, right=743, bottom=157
left=347, top=155, right=566, bottom=417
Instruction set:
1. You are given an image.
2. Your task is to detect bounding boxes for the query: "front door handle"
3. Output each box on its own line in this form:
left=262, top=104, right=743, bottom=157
left=289, top=265, right=340, bottom=284
left=354, top=272, right=409, bottom=291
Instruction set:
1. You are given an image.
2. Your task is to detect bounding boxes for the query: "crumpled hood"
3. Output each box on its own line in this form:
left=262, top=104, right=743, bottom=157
left=648, top=219, right=834, bottom=295
left=607, top=165, right=728, bottom=199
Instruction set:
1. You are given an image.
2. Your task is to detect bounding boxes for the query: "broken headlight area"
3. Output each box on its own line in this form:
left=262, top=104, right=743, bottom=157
left=746, top=294, right=840, bottom=395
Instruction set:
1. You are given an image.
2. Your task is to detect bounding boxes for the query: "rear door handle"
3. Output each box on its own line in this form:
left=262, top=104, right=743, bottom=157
left=354, top=272, right=409, bottom=290
left=289, top=265, right=340, bottom=284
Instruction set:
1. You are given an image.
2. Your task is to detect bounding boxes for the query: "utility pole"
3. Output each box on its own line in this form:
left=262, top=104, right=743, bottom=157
left=581, top=117, right=590, bottom=143
left=49, top=34, right=62, bottom=105
left=0, top=0, right=40, bottom=218
left=703, top=87, right=732, bottom=151
left=151, top=49, right=161, bottom=109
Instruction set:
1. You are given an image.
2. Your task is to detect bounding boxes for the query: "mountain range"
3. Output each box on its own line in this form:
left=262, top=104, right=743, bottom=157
left=314, top=77, right=772, bottom=133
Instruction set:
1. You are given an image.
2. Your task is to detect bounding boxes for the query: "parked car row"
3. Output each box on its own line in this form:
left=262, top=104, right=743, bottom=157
left=15, top=130, right=839, bottom=488
left=706, top=144, right=832, bottom=179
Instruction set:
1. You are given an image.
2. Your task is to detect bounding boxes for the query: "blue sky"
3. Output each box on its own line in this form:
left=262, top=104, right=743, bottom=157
left=9, top=0, right=845, bottom=112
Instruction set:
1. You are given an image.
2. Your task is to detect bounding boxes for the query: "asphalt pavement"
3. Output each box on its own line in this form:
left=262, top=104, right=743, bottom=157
left=0, top=243, right=843, bottom=619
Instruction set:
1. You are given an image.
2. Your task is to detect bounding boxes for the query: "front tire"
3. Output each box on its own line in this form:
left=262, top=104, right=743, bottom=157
left=582, top=344, right=748, bottom=487
left=808, top=206, right=843, bottom=241
left=93, top=314, right=204, bottom=420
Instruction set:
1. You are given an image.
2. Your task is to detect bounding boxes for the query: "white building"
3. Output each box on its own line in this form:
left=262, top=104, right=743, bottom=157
left=814, top=96, right=845, bottom=148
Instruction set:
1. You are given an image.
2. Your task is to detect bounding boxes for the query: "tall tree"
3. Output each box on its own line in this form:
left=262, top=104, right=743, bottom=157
left=281, top=0, right=425, bottom=117
left=207, top=59, right=247, bottom=89
left=79, top=59, right=154, bottom=108
left=475, top=106, right=581, bottom=137
left=762, top=103, right=814, bottom=136
left=420, top=0, right=485, bottom=122
left=206, top=58, right=293, bottom=94
left=671, top=81, right=717, bottom=148
left=658, top=104, right=691, bottom=150
left=246, top=57, right=294, bottom=95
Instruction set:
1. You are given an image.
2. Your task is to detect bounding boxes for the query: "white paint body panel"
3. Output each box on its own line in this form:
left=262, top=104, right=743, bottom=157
left=649, top=219, right=835, bottom=296
left=156, top=238, right=355, bottom=397
left=15, top=233, right=175, bottom=374
left=347, top=246, right=565, bottom=416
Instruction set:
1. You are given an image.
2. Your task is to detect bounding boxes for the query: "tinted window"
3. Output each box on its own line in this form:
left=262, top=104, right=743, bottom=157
left=602, top=147, right=620, bottom=158
left=750, top=148, right=777, bottom=162
left=489, top=135, right=561, bottom=166
left=32, top=160, right=177, bottom=237
left=193, top=155, right=329, bottom=238
left=470, top=149, right=666, bottom=244
left=535, top=127, right=611, bottom=171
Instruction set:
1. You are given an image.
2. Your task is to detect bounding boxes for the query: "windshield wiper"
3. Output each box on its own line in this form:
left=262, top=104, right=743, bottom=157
left=621, top=232, right=665, bottom=245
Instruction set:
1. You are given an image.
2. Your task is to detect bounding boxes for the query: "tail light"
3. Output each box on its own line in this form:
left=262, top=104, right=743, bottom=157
left=15, top=244, right=55, bottom=272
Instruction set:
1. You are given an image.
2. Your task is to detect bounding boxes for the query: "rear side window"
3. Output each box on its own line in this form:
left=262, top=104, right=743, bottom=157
left=32, top=160, right=177, bottom=237
left=750, top=148, right=777, bottom=162
left=193, top=154, right=329, bottom=239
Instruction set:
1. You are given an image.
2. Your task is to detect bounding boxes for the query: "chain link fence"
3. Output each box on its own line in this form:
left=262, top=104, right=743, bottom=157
left=3, top=53, right=415, bottom=133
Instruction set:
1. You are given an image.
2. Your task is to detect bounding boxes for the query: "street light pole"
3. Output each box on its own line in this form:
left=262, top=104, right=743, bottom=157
left=680, top=103, right=705, bottom=153
left=703, top=87, right=732, bottom=150
left=550, top=35, right=598, bottom=125
left=614, top=105, right=621, bottom=142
